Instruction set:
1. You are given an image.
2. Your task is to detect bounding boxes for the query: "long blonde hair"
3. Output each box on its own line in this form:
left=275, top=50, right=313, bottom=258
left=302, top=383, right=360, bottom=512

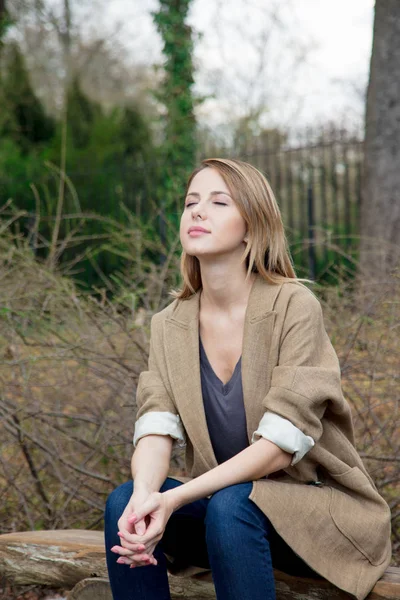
left=172, top=158, right=310, bottom=299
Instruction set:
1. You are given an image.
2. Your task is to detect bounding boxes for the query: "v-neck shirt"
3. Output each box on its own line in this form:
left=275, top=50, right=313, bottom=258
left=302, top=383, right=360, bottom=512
left=199, top=336, right=249, bottom=464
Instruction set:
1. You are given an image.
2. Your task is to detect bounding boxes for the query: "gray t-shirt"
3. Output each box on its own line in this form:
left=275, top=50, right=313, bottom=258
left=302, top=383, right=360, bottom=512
left=199, top=336, right=249, bottom=464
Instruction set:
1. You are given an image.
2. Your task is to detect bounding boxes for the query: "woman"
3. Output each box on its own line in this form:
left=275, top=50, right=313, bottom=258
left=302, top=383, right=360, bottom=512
left=105, top=158, right=391, bottom=600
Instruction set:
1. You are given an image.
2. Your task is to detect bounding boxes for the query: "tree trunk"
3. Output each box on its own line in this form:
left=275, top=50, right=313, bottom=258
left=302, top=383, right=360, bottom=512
left=360, top=0, right=400, bottom=278
left=0, top=0, right=7, bottom=45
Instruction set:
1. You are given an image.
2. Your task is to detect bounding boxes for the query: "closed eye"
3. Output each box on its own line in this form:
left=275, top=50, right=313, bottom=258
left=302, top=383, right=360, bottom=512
left=185, top=201, right=227, bottom=208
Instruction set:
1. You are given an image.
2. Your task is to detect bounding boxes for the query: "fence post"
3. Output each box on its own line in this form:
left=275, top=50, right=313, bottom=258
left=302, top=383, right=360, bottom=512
left=159, top=200, right=167, bottom=265
left=307, top=184, right=316, bottom=280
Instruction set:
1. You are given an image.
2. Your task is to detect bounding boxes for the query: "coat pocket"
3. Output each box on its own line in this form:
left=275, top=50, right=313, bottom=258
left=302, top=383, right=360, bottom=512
left=328, top=466, right=391, bottom=566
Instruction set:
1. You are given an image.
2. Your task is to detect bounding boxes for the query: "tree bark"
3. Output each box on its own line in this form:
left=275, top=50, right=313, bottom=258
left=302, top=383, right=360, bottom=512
left=0, top=531, right=399, bottom=599
left=65, top=570, right=400, bottom=600
left=0, top=530, right=107, bottom=587
left=360, top=0, right=400, bottom=278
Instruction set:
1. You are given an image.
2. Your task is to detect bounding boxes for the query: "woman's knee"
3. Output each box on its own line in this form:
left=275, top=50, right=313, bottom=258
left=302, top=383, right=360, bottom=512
left=104, top=480, right=134, bottom=524
left=205, top=483, right=269, bottom=546
left=205, top=483, right=253, bottom=529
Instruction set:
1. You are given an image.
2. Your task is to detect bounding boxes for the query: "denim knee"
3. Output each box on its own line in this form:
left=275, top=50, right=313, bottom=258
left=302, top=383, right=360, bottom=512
left=205, top=482, right=268, bottom=551
left=104, top=480, right=134, bottom=526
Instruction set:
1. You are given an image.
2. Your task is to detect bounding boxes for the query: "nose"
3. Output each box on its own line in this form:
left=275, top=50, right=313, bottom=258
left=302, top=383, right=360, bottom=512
left=191, top=201, right=206, bottom=220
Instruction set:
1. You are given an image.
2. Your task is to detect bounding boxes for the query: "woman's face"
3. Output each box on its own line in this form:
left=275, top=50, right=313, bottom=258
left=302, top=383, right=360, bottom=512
left=180, top=168, right=247, bottom=259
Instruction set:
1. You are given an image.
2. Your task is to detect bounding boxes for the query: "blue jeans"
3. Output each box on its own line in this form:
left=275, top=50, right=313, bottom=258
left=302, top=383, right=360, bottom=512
left=104, top=478, right=318, bottom=600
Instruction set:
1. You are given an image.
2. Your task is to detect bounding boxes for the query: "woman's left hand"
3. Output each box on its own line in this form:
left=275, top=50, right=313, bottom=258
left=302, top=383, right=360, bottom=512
left=112, top=491, right=175, bottom=567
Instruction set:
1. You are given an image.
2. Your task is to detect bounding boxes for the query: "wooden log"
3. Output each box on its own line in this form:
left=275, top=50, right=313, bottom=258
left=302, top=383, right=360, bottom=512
left=67, top=569, right=400, bottom=600
left=67, top=576, right=216, bottom=600
left=0, top=530, right=107, bottom=587
left=68, top=578, right=112, bottom=600
left=272, top=568, right=400, bottom=600
left=184, top=569, right=400, bottom=600
left=0, top=531, right=399, bottom=599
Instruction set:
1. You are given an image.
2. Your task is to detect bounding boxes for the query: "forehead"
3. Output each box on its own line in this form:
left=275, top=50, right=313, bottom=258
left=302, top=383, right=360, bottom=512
left=187, top=168, right=230, bottom=194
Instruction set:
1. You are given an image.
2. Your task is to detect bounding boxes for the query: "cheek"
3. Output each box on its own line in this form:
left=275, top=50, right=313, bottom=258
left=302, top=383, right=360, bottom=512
left=225, top=214, right=247, bottom=239
left=179, top=211, right=187, bottom=230
left=179, top=212, right=191, bottom=245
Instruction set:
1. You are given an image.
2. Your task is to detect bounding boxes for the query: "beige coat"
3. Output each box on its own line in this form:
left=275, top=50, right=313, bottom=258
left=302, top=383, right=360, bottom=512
left=136, top=275, right=392, bottom=600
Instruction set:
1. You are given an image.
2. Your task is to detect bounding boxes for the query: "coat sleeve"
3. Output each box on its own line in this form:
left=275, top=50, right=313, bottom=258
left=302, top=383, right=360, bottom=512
left=261, top=286, right=347, bottom=444
left=251, top=412, right=315, bottom=465
left=133, top=314, right=186, bottom=448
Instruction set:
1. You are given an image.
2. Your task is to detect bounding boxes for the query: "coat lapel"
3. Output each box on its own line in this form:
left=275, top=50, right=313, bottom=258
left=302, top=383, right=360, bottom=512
left=164, top=275, right=282, bottom=470
left=241, top=277, right=280, bottom=441
left=164, top=290, right=217, bottom=471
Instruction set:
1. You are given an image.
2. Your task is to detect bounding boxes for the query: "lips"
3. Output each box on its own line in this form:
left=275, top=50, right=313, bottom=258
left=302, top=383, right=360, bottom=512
left=188, top=226, right=210, bottom=233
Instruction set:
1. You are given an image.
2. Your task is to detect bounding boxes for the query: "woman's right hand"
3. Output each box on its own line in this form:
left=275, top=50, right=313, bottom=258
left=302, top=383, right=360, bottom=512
left=113, top=489, right=158, bottom=567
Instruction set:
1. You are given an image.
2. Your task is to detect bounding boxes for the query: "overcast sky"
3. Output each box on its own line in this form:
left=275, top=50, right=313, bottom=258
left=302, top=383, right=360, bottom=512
left=106, top=0, right=375, bottom=132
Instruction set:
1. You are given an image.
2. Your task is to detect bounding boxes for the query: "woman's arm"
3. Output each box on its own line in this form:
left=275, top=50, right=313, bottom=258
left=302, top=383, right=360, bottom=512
left=113, top=438, right=291, bottom=566
left=165, top=437, right=291, bottom=512
left=131, top=434, right=173, bottom=496
left=114, top=435, right=173, bottom=566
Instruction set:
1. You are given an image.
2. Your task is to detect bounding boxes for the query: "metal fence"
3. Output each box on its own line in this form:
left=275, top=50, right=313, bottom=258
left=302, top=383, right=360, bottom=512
left=199, top=128, right=364, bottom=279
left=61, top=129, right=365, bottom=280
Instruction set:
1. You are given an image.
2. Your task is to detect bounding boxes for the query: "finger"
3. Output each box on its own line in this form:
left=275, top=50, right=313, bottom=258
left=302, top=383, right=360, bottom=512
left=114, top=538, right=146, bottom=552
left=117, top=529, right=144, bottom=545
left=119, top=540, right=145, bottom=553
left=134, top=517, right=146, bottom=536
left=118, top=516, right=146, bottom=540
left=116, top=553, right=157, bottom=567
left=137, top=519, right=164, bottom=546
left=116, top=533, right=159, bottom=558
left=143, top=542, right=158, bottom=558
left=118, top=518, right=150, bottom=545
left=111, top=544, right=146, bottom=557
left=118, top=518, right=162, bottom=546
left=129, top=495, right=160, bottom=524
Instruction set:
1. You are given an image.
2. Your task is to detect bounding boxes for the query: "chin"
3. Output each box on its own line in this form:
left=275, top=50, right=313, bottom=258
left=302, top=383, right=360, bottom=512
left=183, top=241, right=211, bottom=254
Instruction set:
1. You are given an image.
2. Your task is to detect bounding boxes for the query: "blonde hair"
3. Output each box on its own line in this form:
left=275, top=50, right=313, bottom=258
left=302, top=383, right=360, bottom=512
left=171, top=158, right=311, bottom=299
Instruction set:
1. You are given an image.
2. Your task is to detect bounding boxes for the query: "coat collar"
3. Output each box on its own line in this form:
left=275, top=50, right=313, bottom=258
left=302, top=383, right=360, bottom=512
left=164, top=275, right=282, bottom=471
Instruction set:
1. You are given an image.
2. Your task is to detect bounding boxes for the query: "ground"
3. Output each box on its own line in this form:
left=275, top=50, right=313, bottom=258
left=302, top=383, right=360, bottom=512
left=0, top=580, right=67, bottom=600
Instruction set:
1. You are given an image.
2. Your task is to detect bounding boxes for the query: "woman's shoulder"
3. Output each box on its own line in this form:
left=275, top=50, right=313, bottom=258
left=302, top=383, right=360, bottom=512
left=150, top=295, right=190, bottom=329
left=151, top=298, right=179, bottom=325
left=269, top=278, right=322, bottom=315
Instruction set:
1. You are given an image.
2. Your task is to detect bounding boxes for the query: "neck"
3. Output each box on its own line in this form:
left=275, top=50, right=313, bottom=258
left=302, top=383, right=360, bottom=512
left=199, top=256, right=257, bottom=315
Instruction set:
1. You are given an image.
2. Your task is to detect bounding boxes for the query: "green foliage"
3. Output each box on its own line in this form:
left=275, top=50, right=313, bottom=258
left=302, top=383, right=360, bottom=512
left=152, top=0, right=198, bottom=230
left=0, top=2, right=12, bottom=50
left=0, top=44, right=55, bottom=150
left=120, top=107, right=153, bottom=162
left=66, top=77, right=101, bottom=149
left=0, top=61, right=159, bottom=289
left=0, top=3, right=201, bottom=285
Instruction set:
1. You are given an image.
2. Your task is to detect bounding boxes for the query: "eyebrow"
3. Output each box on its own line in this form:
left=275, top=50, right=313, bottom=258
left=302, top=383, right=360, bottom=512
left=186, top=191, right=232, bottom=199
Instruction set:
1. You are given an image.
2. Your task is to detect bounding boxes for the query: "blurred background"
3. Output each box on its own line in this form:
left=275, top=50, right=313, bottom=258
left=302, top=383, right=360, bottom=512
left=1, top=0, right=395, bottom=286
left=0, top=1, right=399, bottom=593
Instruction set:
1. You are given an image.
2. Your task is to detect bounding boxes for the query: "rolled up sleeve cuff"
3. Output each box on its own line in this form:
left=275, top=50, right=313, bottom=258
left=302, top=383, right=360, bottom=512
left=251, top=412, right=315, bottom=465
left=133, top=411, right=186, bottom=448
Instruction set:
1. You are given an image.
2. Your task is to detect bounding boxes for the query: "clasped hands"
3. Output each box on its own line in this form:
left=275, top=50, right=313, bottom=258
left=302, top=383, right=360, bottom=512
left=111, top=489, right=174, bottom=568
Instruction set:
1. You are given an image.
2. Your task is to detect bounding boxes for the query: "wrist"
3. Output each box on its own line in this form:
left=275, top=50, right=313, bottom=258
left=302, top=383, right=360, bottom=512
left=163, top=487, right=183, bottom=513
left=132, top=484, right=152, bottom=499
